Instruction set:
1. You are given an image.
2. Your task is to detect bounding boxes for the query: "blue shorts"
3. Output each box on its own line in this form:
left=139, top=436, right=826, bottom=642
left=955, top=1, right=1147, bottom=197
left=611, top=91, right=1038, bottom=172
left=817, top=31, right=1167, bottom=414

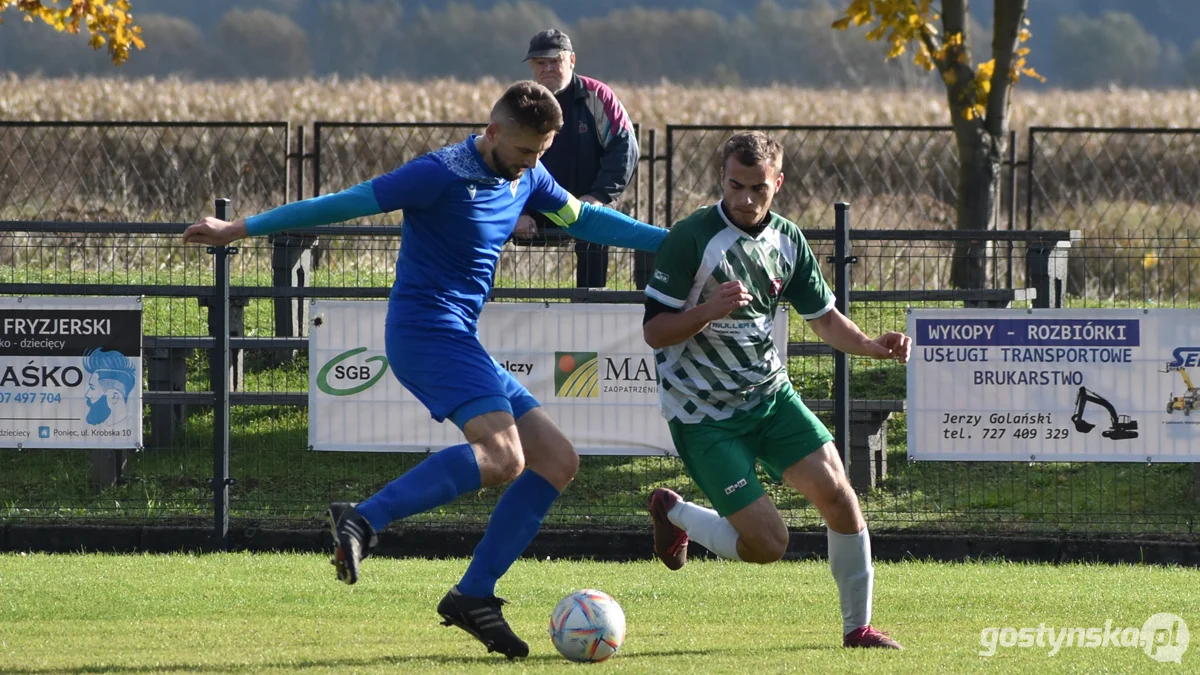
left=385, top=321, right=540, bottom=429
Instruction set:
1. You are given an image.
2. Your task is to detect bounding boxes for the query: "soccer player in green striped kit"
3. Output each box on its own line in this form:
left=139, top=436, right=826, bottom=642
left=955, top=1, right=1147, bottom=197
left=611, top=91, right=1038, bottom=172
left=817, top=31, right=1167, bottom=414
left=643, top=131, right=910, bottom=650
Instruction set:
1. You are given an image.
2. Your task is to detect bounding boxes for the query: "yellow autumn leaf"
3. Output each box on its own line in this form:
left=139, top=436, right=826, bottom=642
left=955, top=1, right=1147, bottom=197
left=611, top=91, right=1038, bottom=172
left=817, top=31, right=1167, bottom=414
left=830, top=0, right=1045, bottom=109
left=2, top=0, right=143, bottom=65
left=1021, top=67, right=1046, bottom=83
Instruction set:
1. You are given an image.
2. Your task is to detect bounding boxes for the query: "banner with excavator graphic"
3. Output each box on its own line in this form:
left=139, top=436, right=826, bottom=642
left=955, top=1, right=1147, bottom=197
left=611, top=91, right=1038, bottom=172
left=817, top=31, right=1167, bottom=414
left=907, top=309, right=1200, bottom=462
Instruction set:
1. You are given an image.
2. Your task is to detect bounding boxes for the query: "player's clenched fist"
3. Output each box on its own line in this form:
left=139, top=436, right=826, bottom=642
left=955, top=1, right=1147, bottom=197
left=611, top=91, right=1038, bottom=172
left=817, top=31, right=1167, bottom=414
left=182, top=217, right=247, bottom=246
left=702, top=280, right=753, bottom=321
left=870, top=331, right=912, bottom=364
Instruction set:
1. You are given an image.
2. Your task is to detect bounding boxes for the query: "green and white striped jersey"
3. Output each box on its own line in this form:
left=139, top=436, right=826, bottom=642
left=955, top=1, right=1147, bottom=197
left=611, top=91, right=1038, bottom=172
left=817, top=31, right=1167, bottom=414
left=645, top=202, right=834, bottom=423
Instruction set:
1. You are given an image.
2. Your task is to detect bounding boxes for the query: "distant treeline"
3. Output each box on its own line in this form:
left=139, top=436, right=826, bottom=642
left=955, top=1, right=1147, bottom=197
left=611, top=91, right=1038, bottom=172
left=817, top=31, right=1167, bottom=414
left=1, top=0, right=1197, bottom=89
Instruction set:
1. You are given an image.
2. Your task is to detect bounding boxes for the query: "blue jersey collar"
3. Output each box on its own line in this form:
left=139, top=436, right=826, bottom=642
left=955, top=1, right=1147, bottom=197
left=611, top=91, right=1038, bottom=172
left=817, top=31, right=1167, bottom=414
left=432, top=135, right=508, bottom=186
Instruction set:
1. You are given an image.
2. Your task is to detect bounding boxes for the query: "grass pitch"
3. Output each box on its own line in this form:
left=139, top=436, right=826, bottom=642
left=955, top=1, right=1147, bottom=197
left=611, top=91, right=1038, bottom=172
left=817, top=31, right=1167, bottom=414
left=1, top=553, right=1196, bottom=674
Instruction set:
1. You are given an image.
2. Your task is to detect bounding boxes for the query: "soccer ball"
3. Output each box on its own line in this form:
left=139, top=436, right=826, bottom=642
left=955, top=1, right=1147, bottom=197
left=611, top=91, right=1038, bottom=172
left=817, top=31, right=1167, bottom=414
left=549, top=589, right=626, bottom=662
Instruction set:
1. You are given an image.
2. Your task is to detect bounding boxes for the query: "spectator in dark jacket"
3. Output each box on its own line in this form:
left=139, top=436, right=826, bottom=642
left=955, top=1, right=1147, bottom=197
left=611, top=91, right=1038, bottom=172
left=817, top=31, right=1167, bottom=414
left=516, top=29, right=639, bottom=289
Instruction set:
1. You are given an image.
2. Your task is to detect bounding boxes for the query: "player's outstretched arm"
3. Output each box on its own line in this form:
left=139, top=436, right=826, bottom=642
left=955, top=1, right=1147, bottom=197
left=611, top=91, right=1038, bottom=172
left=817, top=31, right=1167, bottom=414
left=182, top=182, right=384, bottom=246
left=540, top=199, right=668, bottom=253
left=808, top=308, right=911, bottom=364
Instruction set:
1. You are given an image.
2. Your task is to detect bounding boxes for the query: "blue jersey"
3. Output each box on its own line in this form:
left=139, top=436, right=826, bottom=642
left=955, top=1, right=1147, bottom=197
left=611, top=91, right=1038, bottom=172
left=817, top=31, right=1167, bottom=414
left=241, top=134, right=667, bottom=425
left=370, top=137, right=571, bottom=328
left=244, top=135, right=665, bottom=331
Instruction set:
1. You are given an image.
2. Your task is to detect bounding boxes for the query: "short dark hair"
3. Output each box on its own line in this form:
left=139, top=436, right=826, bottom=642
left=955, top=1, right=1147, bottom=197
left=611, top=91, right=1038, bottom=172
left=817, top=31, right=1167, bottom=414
left=491, top=81, right=563, bottom=135
left=722, top=131, right=783, bottom=175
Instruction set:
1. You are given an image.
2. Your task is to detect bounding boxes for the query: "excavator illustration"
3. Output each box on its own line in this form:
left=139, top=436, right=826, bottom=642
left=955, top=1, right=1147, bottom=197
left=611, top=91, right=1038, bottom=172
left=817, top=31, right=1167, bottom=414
left=1161, top=363, right=1199, bottom=416
left=1071, top=387, right=1139, bottom=440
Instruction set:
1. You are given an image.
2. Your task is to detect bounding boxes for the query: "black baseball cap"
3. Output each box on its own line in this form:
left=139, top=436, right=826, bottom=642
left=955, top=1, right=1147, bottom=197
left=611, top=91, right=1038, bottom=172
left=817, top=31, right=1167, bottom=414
left=524, top=29, right=573, bottom=61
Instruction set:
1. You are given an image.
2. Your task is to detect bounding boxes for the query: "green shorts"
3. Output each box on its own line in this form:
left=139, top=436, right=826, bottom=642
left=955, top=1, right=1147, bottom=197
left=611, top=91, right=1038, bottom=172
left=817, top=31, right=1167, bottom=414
left=668, top=383, right=833, bottom=517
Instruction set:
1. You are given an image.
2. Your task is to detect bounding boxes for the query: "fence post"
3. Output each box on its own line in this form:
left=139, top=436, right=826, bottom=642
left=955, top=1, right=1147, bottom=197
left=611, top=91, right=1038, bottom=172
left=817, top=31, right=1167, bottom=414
left=270, top=234, right=315, bottom=359
left=1025, top=127, right=1037, bottom=231
left=1006, top=129, right=1018, bottom=288
left=830, top=203, right=856, bottom=482
left=209, top=198, right=235, bottom=551
left=632, top=128, right=656, bottom=290
left=1026, top=239, right=1071, bottom=309
left=147, top=347, right=189, bottom=448
left=665, top=127, right=674, bottom=233
left=89, top=446, right=125, bottom=492
left=271, top=127, right=317, bottom=360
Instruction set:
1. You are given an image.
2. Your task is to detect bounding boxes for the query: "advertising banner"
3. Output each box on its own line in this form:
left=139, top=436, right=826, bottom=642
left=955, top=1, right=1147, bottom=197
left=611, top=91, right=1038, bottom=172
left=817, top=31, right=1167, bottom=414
left=908, top=309, right=1200, bottom=462
left=0, top=297, right=142, bottom=449
left=309, top=301, right=789, bottom=455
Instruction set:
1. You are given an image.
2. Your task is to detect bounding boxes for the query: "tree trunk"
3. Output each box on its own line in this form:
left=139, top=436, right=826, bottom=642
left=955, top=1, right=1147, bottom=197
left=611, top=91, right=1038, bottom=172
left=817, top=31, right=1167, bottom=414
left=937, top=0, right=1024, bottom=290
left=949, top=126, right=1003, bottom=289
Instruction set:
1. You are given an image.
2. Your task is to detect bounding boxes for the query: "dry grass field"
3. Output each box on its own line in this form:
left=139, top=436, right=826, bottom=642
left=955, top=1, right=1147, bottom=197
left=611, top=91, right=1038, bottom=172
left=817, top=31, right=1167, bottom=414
left=2, top=75, right=1199, bottom=130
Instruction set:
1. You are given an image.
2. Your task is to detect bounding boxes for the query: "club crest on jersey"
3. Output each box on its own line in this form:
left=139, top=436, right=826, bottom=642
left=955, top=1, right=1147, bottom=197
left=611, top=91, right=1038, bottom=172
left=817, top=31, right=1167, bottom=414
left=466, top=184, right=476, bottom=200
left=769, top=278, right=784, bottom=297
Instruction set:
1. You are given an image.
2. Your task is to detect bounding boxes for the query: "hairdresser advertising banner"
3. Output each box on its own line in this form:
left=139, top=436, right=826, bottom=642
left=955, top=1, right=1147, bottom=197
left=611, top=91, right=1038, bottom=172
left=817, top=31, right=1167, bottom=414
left=0, top=297, right=142, bottom=449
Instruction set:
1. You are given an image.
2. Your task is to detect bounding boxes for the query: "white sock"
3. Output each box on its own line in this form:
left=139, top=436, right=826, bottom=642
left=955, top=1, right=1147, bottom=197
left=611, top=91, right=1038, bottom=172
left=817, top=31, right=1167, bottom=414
left=667, top=499, right=743, bottom=561
left=828, top=526, right=874, bottom=635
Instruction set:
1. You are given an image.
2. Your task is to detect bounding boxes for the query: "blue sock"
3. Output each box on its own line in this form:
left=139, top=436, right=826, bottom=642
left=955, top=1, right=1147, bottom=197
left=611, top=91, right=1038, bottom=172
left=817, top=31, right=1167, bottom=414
left=457, top=470, right=560, bottom=597
left=356, top=443, right=481, bottom=532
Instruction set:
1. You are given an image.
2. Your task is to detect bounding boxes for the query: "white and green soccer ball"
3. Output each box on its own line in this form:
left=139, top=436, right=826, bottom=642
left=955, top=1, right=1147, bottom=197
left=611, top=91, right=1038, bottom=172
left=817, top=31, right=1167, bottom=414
left=549, top=589, right=626, bottom=662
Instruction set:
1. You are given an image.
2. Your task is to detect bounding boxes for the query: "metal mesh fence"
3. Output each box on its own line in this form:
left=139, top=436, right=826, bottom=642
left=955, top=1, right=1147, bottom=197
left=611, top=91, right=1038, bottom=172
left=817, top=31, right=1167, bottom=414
left=666, top=125, right=959, bottom=232
left=0, top=122, right=1197, bottom=541
left=0, top=122, right=287, bottom=527
left=0, top=121, right=289, bottom=222
left=1029, top=127, right=1200, bottom=303
left=847, top=235, right=1200, bottom=538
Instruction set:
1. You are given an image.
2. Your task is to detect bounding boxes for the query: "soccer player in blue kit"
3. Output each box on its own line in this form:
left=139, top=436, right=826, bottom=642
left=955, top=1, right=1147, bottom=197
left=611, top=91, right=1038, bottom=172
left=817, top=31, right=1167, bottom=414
left=182, top=81, right=668, bottom=659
